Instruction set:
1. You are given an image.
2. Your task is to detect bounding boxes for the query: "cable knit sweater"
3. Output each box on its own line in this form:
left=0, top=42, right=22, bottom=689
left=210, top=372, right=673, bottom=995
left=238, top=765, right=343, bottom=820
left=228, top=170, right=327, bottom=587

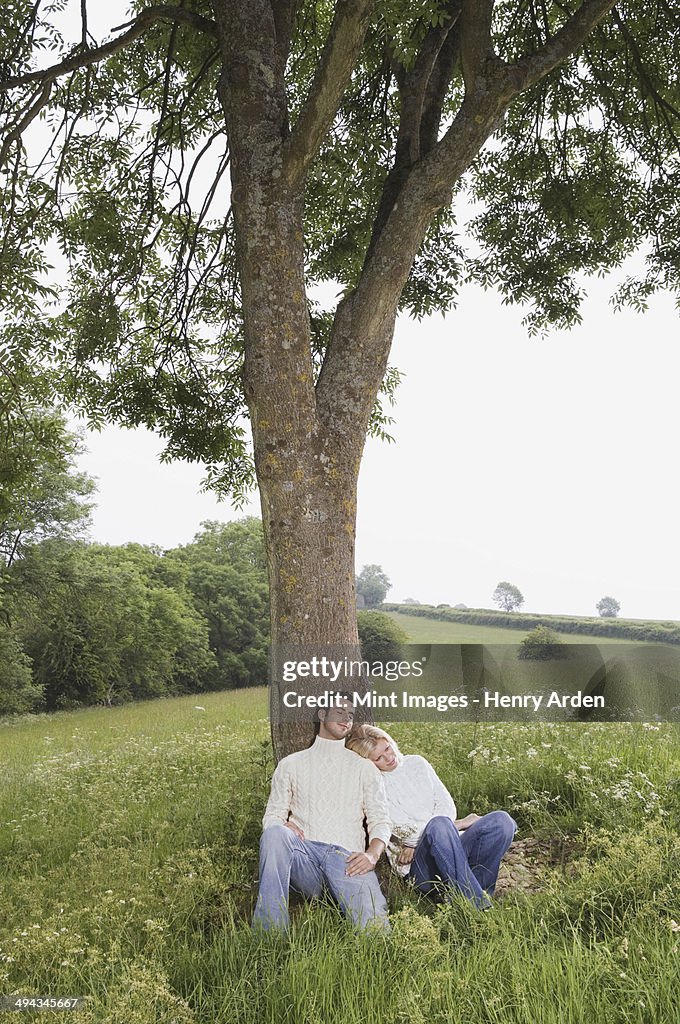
left=262, top=735, right=392, bottom=852
left=381, top=754, right=457, bottom=877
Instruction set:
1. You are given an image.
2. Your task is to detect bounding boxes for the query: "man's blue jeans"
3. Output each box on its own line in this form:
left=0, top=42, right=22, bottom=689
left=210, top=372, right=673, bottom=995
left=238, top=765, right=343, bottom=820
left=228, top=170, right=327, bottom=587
left=408, top=811, right=517, bottom=909
left=252, top=824, right=389, bottom=932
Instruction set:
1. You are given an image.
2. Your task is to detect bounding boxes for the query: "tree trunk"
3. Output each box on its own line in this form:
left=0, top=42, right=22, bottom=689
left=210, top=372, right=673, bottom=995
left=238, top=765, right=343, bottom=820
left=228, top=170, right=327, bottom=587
left=243, top=244, right=372, bottom=758
left=213, top=1, right=381, bottom=759
left=259, top=440, right=364, bottom=759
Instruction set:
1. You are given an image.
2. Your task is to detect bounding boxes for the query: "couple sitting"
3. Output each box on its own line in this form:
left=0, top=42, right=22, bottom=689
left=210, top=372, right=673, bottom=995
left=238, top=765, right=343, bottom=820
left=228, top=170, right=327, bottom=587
left=252, top=695, right=517, bottom=932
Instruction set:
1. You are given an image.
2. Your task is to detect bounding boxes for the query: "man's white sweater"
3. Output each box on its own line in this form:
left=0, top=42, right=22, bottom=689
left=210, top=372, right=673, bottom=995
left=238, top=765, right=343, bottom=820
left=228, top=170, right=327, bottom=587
left=262, top=735, right=392, bottom=852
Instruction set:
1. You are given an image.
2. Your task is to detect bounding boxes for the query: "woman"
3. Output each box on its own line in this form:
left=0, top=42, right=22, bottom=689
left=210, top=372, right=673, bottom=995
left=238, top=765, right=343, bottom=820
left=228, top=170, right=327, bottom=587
left=346, top=725, right=516, bottom=909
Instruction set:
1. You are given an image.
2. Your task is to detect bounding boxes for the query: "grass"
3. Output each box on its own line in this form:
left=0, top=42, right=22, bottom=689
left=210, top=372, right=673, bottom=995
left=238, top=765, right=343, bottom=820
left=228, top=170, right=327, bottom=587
left=1, top=684, right=679, bottom=1023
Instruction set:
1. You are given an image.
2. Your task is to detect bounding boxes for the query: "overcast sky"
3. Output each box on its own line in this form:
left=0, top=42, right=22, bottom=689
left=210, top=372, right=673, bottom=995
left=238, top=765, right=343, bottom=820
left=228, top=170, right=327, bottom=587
left=36, top=2, right=679, bottom=622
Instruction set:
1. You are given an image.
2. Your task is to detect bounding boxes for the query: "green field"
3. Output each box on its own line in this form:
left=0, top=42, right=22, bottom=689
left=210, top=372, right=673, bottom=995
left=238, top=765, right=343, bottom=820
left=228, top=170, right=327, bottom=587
left=386, top=611, right=652, bottom=645
left=1, top=684, right=679, bottom=1024
left=385, top=612, right=680, bottom=722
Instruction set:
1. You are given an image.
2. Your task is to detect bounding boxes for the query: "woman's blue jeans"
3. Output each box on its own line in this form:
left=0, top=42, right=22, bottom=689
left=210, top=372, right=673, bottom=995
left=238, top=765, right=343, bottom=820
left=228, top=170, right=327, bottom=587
left=408, top=811, right=517, bottom=909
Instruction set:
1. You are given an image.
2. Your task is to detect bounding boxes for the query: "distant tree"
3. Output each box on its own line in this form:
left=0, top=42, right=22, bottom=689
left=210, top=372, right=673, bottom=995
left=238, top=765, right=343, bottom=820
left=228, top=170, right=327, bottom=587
left=166, top=519, right=269, bottom=688
left=403, top=597, right=421, bottom=605
left=596, top=596, right=621, bottom=618
left=356, top=565, right=392, bottom=609
left=0, top=387, right=95, bottom=570
left=0, top=624, right=42, bottom=714
left=518, top=625, right=567, bottom=660
left=493, top=581, right=524, bottom=612
left=12, top=541, right=215, bottom=709
left=358, top=611, right=408, bottom=664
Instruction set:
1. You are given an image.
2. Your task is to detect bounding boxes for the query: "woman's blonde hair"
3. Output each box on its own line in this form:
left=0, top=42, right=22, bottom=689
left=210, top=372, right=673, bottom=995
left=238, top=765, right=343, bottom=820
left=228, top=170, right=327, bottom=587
left=346, top=724, right=403, bottom=763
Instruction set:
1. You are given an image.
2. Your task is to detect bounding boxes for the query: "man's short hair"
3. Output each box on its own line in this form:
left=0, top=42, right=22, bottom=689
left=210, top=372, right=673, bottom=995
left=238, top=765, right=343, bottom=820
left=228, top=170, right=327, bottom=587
left=312, top=690, right=356, bottom=733
left=335, top=690, right=356, bottom=704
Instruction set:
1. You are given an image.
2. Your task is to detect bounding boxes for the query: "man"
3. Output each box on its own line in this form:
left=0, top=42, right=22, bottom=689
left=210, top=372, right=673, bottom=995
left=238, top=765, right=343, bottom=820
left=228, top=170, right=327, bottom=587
left=252, top=696, right=392, bottom=932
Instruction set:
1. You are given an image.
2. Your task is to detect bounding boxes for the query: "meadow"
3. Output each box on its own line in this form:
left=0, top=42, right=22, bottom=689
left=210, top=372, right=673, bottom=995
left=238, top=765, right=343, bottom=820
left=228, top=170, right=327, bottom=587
left=385, top=611, right=658, bottom=644
left=1, top=645, right=679, bottom=1022
left=386, top=612, right=680, bottom=722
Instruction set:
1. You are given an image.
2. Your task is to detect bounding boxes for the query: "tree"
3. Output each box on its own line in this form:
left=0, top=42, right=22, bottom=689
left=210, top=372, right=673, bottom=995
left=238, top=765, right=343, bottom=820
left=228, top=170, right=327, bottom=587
left=1, top=2, right=679, bottom=757
left=596, top=595, right=621, bottom=618
left=518, top=625, right=566, bottom=660
left=166, top=519, right=269, bottom=688
left=12, top=540, right=216, bottom=709
left=358, top=609, right=407, bottom=663
left=0, top=624, right=42, bottom=714
left=356, top=564, right=392, bottom=608
left=0, top=383, right=95, bottom=570
left=493, top=580, right=524, bottom=612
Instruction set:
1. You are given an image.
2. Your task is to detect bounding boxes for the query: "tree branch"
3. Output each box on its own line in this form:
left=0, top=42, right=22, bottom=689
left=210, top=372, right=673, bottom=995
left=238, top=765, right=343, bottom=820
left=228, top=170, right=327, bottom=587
left=7, top=529, right=22, bottom=571
left=363, top=0, right=622, bottom=295
left=272, top=0, right=299, bottom=70
left=395, top=3, right=461, bottom=167
left=511, top=0, right=617, bottom=92
left=365, top=4, right=461, bottom=263
left=0, top=79, right=52, bottom=166
left=318, top=0, right=622, bottom=442
left=419, top=14, right=463, bottom=156
left=458, top=0, right=498, bottom=92
left=110, top=5, right=216, bottom=36
left=316, top=92, right=496, bottom=439
left=282, top=0, right=374, bottom=187
left=80, top=0, right=89, bottom=49
left=0, top=5, right=217, bottom=92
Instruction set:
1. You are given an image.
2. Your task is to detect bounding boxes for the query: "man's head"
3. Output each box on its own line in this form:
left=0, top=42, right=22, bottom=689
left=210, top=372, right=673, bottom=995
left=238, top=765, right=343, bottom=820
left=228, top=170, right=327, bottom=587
left=317, top=693, right=355, bottom=741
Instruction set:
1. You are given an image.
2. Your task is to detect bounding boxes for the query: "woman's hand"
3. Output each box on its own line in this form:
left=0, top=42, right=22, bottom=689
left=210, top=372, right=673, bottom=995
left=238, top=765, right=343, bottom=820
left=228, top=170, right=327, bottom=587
left=454, top=812, right=481, bottom=832
left=397, top=845, right=415, bottom=867
left=284, top=821, right=305, bottom=840
left=345, top=851, right=377, bottom=876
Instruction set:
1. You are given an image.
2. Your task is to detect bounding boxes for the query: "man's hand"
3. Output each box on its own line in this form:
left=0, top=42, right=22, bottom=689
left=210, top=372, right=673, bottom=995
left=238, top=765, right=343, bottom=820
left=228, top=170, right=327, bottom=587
left=284, top=821, right=305, bottom=840
left=397, top=845, right=416, bottom=867
left=345, top=851, right=377, bottom=876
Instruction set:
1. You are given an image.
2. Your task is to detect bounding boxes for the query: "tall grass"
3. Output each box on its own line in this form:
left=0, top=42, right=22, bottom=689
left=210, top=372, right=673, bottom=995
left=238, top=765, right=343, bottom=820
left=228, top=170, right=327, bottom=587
left=1, top=689, right=678, bottom=1023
